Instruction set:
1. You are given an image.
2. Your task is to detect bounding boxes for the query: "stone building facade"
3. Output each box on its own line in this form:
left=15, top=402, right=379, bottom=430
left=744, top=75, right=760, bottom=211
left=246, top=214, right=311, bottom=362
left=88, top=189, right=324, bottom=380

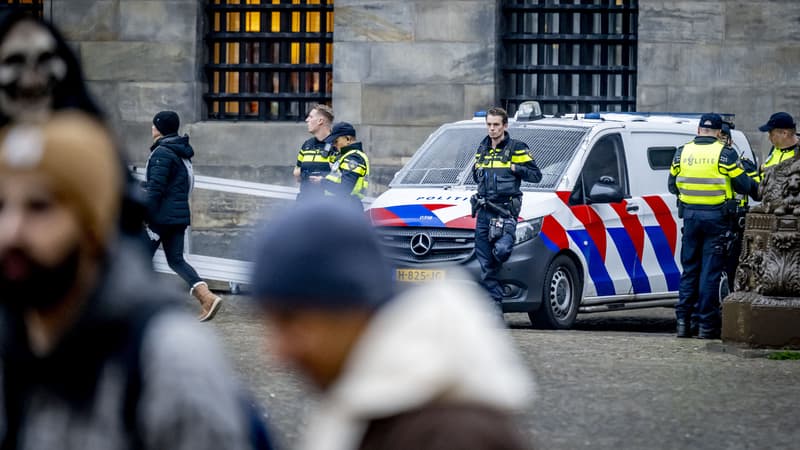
left=38, top=0, right=800, bottom=259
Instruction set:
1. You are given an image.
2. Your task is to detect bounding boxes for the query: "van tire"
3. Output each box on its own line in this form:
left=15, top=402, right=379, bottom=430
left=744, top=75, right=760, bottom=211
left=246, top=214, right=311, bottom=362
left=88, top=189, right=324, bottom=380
left=529, top=255, right=581, bottom=329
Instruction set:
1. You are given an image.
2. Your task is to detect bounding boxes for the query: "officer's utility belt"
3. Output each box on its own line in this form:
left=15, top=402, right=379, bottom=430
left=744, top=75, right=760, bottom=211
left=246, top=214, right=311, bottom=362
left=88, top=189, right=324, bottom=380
left=470, top=194, right=521, bottom=219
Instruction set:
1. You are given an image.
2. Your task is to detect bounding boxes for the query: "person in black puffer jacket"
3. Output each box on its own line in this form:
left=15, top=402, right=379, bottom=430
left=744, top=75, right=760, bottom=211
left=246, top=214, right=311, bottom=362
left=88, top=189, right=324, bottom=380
left=144, top=111, right=222, bottom=321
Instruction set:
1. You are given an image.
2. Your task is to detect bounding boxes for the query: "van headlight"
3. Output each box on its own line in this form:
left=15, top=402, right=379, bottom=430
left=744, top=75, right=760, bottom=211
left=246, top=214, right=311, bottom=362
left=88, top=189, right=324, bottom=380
left=515, top=216, right=543, bottom=245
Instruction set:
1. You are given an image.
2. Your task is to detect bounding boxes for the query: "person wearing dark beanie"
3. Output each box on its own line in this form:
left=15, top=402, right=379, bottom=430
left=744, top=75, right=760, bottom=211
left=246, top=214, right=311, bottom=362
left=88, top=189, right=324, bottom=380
left=144, top=110, right=222, bottom=321
left=250, top=198, right=534, bottom=450
left=153, top=110, right=180, bottom=136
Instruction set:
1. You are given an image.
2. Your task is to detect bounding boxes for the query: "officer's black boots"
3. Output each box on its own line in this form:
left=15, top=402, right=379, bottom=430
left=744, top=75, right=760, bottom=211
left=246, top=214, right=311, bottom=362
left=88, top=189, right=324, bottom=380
left=676, top=320, right=701, bottom=338
left=698, top=327, right=721, bottom=340
left=676, top=319, right=692, bottom=338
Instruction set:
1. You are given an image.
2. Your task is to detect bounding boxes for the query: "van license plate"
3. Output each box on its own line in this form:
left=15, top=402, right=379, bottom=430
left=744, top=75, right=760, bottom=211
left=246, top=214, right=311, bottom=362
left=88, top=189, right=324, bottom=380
left=395, top=269, right=445, bottom=282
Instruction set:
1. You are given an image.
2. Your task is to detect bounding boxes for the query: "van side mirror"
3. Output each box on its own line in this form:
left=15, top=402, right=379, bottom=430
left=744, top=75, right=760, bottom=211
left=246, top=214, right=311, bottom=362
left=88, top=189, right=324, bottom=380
left=588, top=177, right=624, bottom=204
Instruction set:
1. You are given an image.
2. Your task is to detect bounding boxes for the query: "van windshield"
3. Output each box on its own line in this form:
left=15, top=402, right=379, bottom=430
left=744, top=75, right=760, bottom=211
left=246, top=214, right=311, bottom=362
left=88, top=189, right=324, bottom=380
left=392, top=124, right=590, bottom=191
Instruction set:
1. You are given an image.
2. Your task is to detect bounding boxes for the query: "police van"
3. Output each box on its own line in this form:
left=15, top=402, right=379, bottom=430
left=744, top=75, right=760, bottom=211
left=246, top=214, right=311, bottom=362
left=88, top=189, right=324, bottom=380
left=367, top=103, right=758, bottom=329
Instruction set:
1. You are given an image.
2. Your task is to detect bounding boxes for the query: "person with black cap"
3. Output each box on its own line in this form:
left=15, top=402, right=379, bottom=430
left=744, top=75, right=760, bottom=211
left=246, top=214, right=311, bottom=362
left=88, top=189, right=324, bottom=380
left=667, top=113, right=759, bottom=339
left=144, top=110, right=222, bottom=321
left=250, top=199, right=534, bottom=450
left=308, top=121, right=369, bottom=205
left=759, top=112, right=798, bottom=171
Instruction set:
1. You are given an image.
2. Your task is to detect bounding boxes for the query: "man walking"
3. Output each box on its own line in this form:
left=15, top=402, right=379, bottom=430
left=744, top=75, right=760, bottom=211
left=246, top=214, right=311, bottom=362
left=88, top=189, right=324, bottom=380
left=0, top=112, right=271, bottom=449
left=250, top=199, right=534, bottom=450
left=471, top=107, right=541, bottom=310
left=144, top=110, right=221, bottom=321
left=294, top=104, right=334, bottom=200
left=668, top=113, right=759, bottom=339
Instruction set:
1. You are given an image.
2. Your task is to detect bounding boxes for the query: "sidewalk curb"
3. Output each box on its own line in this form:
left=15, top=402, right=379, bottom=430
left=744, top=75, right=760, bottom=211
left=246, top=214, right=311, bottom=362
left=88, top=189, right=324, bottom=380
left=706, top=341, right=792, bottom=359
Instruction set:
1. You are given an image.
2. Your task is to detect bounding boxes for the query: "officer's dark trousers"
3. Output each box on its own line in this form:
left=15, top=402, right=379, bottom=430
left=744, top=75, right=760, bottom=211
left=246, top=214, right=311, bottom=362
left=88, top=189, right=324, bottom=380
left=475, top=208, right=516, bottom=304
left=676, top=208, right=728, bottom=331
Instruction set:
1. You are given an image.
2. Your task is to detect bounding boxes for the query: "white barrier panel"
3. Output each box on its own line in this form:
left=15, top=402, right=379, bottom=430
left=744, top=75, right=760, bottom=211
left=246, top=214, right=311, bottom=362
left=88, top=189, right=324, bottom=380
left=136, top=167, right=372, bottom=290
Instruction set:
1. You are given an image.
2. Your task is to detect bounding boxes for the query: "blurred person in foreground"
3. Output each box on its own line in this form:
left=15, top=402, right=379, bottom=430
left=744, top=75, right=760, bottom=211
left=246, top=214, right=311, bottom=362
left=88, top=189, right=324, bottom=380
left=0, top=112, right=272, bottom=449
left=250, top=198, right=534, bottom=450
left=0, top=10, right=147, bottom=240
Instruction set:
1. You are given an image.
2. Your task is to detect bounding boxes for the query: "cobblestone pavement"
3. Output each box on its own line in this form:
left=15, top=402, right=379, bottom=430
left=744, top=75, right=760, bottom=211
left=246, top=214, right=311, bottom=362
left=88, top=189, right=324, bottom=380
left=209, top=296, right=800, bottom=450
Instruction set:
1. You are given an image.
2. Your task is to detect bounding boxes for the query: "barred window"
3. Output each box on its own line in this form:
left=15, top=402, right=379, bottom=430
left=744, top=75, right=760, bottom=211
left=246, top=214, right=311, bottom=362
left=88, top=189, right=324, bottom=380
left=0, top=0, right=43, bottom=17
left=500, top=0, right=638, bottom=116
left=205, top=0, right=333, bottom=121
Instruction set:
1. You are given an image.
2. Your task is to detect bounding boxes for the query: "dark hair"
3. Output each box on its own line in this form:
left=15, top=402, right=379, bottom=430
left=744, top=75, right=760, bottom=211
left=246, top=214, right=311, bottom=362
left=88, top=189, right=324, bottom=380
left=0, top=11, right=102, bottom=127
left=310, top=104, right=334, bottom=124
left=486, top=107, right=509, bottom=125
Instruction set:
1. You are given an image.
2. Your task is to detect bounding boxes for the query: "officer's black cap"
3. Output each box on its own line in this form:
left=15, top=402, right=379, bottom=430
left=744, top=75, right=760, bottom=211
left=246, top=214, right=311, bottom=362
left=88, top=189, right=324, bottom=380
left=325, top=122, right=356, bottom=144
left=758, top=112, right=796, bottom=132
left=250, top=197, right=395, bottom=311
left=698, top=113, right=722, bottom=130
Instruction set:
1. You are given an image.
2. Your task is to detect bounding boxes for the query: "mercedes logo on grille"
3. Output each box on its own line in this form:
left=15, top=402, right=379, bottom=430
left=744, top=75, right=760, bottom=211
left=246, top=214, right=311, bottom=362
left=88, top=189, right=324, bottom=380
left=410, top=233, right=433, bottom=256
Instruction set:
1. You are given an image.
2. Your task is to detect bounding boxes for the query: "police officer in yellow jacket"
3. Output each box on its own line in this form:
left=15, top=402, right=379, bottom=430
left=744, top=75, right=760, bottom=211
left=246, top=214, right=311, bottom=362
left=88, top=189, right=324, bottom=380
left=471, top=107, right=541, bottom=309
left=759, top=112, right=798, bottom=172
left=294, top=104, right=334, bottom=200
left=314, top=122, right=369, bottom=207
left=668, top=113, right=759, bottom=339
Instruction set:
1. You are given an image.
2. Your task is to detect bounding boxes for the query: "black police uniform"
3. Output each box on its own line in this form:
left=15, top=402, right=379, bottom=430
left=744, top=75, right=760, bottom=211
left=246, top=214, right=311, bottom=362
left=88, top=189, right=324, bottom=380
left=667, top=134, right=758, bottom=338
left=472, top=132, right=541, bottom=306
left=295, top=136, right=333, bottom=200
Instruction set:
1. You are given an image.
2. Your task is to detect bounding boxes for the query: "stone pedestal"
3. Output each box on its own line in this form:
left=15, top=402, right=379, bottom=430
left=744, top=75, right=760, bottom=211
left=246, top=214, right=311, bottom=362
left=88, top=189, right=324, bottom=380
left=722, top=292, right=800, bottom=348
left=722, top=157, right=800, bottom=349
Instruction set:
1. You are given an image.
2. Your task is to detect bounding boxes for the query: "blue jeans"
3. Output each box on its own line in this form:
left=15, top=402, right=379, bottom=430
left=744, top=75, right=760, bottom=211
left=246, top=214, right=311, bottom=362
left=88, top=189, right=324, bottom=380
left=676, top=208, right=728, bottom=331
left=474, top=208, right=516, bottom=303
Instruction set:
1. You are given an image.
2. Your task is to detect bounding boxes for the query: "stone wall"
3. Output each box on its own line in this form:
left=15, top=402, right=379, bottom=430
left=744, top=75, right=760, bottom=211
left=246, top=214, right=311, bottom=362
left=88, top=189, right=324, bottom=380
left=332, top=0, right=498, bottom=186
left=46, top=0, right=496, bottom=259
left=48, top=0, right=800, bottom=260
left=637, top=0, right=800, bottom=159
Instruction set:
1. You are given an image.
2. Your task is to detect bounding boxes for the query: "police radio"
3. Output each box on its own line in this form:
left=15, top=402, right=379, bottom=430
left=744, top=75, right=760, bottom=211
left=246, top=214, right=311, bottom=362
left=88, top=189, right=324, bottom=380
left=320, top=143, right=336, bottom=159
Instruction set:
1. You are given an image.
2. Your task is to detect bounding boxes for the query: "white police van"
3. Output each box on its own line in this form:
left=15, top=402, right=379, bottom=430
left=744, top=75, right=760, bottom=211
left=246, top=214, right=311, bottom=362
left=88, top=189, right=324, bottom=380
left=367, top=103, right=757, bottom=329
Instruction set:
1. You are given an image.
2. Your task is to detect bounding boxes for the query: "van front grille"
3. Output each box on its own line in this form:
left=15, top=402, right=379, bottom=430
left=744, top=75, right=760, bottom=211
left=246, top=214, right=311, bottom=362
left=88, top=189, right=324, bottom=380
left=375, top=227, right=475, bottom=264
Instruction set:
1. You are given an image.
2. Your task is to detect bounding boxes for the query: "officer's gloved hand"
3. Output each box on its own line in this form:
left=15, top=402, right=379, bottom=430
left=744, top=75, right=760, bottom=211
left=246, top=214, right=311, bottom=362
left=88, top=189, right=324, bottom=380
left=740, top=157, right=757, bottom=174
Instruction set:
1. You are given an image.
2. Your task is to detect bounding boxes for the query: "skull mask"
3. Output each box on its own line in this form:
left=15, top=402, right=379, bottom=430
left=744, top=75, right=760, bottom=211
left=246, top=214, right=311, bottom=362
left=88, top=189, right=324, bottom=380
left=0, top=19, right=67, bottom=124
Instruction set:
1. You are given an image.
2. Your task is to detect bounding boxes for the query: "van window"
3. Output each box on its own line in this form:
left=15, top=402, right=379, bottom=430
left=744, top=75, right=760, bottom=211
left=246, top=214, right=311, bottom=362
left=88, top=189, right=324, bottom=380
left=394, top=127, right=486, bottom=186
left=393, top=123, right=589, bottom=191
left=647, top=146, right=677, bottom=170
left=570, top=133, right=628, bottom=204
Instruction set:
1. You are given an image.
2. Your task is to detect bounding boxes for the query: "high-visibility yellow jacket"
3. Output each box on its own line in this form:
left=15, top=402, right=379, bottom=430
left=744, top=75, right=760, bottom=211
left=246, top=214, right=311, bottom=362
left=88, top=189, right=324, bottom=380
left=323, top=142, right=369, bottom=199
left=668, top=136, right=756, bottom=209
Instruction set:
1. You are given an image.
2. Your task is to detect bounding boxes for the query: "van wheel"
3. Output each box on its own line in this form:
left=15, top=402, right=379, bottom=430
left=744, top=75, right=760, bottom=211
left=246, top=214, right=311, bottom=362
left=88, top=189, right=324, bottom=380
left=529, top=255, right=581, bottom=329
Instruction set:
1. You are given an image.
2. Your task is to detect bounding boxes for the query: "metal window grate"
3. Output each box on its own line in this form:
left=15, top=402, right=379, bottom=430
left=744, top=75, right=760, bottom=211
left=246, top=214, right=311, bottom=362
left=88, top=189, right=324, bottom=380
left=500, top=0, right=638, bottom=116
left=0, top=0, right=43, bottom=17
left=204, top=0, right=333, bottom=121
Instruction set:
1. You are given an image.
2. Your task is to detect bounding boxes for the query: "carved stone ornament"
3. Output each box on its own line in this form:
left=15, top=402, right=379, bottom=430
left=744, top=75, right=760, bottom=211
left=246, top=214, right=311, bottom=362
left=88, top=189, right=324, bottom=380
left=735, top=156, right=800, bottom=296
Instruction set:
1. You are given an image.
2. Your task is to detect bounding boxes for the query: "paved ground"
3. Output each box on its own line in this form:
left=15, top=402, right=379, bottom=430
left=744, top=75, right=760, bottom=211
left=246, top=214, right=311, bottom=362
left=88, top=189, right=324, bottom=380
left=209, top=296, right=800, bottom=450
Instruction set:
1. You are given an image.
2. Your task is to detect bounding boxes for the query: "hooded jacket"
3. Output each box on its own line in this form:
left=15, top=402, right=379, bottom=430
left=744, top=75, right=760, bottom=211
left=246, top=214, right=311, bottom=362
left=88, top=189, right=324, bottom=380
left=0, top=239, right=257, bottom=450
left=299, top=279, right=535, bottom=450
left=144, top=134, right=195, bottom=226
